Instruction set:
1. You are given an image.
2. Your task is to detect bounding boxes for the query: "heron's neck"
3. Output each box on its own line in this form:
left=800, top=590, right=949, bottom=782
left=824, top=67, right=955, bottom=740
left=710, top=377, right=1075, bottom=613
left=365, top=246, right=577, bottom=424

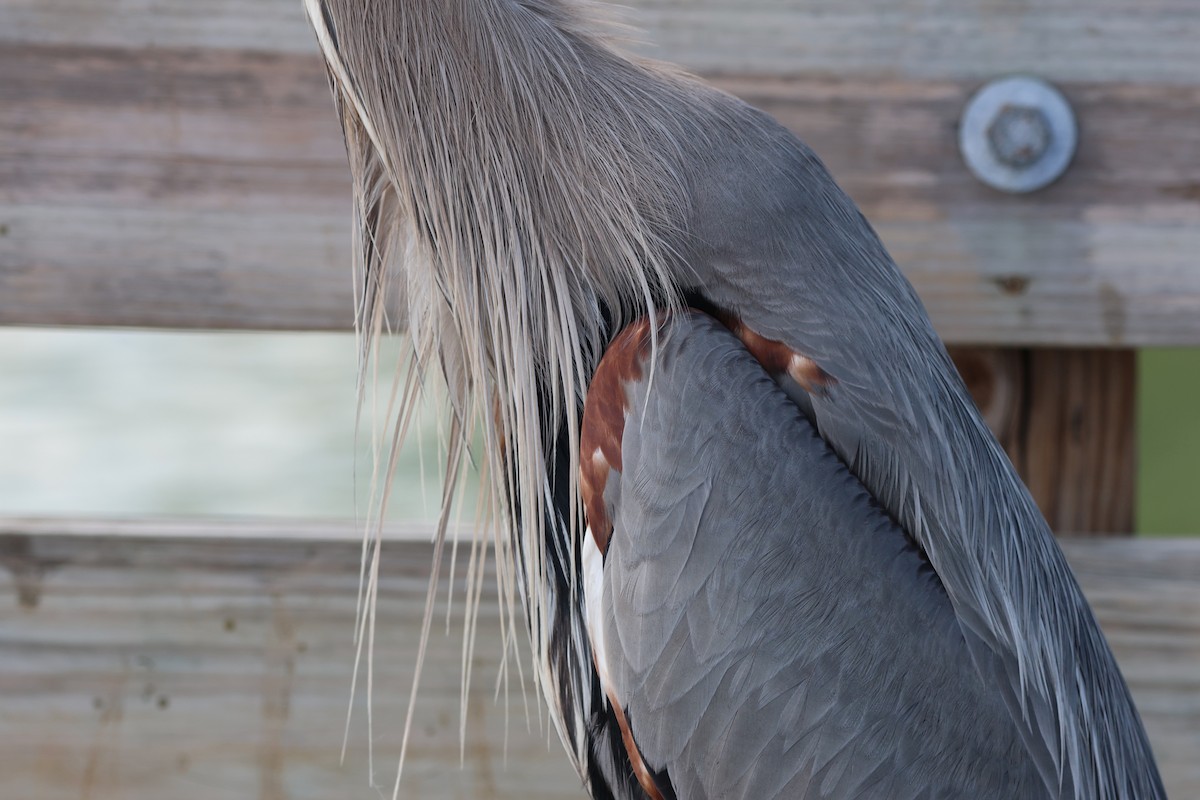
left=899, top=373, right=1162, bottom=799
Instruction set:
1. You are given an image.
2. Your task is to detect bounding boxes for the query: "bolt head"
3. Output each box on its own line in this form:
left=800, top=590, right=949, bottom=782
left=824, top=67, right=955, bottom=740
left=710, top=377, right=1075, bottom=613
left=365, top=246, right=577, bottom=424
left=959, top=76, right=1078, bottom=194
left=986, top=105, right=1053, bottom=168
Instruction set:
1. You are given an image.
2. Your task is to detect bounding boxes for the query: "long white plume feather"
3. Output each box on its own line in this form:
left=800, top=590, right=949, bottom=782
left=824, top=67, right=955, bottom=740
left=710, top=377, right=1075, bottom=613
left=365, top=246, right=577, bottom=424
left=301, top=0, right=702, bottom=787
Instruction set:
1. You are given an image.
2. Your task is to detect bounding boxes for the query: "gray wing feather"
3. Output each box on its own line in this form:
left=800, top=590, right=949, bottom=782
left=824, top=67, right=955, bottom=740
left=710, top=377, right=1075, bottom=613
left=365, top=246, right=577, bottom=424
left=601, top=314, right=1046, bottom=800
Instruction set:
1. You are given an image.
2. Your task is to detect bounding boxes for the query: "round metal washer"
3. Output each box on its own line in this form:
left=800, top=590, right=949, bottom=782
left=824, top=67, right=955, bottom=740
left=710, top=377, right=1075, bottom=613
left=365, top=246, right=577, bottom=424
left=959, top=76, right=1078, bottom=194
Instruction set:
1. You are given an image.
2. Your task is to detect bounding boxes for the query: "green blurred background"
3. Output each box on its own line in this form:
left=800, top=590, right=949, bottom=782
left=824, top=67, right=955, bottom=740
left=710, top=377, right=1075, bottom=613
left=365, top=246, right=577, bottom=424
left=1138, top=349, right=1200, bottom=535
left=0, top=329, right=1195, bottom=534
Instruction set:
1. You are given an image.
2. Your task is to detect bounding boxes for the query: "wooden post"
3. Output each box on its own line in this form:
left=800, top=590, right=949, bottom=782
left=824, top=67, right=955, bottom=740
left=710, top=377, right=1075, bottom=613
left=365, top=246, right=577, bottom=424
left=950, top=348, right=1136, bottom=535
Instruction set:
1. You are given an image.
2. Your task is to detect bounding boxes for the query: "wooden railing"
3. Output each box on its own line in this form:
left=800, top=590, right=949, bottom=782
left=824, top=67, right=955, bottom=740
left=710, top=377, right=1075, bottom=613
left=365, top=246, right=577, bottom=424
left=1, top=522, right=1197, bottom=799
left=2, top=2, right=1198, bottom=798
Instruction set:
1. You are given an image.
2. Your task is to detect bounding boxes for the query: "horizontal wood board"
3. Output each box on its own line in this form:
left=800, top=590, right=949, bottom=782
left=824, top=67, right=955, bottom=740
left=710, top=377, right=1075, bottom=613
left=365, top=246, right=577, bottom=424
left=4, top=0, right=1200, bottom=85
left=1, top=1, right=1199, bottom=342
left=0, top=527, right=1198, bottom=799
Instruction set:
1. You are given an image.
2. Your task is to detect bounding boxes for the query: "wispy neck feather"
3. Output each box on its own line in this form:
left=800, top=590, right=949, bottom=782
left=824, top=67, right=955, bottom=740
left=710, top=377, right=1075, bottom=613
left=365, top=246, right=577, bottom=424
left=304, top=0, right=705, bottom=787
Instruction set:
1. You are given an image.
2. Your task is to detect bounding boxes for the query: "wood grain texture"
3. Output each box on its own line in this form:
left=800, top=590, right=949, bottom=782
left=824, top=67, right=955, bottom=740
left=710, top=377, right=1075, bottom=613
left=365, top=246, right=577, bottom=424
left=731, top=76, right=1200, bottom=346
left=0, top=44, right=355, bottom=330
left=4, top=0, right=1199, bottom=85
left=0, top=516, right=479, bottom=543
left=1, top=2, right=1199, bottom=341
left=0, top=528, right=1196, bottom=799
left=951, top=348, right=1136, bottom=534
left=0, top=530, right=580, bottom=800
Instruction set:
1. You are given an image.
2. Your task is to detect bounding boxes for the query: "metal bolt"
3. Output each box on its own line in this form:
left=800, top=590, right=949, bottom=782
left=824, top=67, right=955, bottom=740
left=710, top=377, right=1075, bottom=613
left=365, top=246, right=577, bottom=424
left=986, top=105, right=1052, bottom=168
left=959, top=77, right=1078, bottom=194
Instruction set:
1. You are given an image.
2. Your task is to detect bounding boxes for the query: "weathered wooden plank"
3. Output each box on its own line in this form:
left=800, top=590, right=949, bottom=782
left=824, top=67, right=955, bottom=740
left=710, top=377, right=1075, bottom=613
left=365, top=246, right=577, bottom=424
left=2, top=5, right=1200, bottom=340
left=1056, top=537, right=1200, bottom=797
left=3, top=51, right=1198, bottom=340
left=0, top=531, right=581, bottom=800
left=0, top=516, right=470, bottom=543
left=3, top=0, right=1199, bottom=86
left=730, top=76, right=1200, bottom=346
left=951, top=348, right=1136, bottom=533
left=641, top=3, right=1200, bottom=86
left=0, top=528, right=1197, bottom=799
left=0, top=43, right=355, bottom=330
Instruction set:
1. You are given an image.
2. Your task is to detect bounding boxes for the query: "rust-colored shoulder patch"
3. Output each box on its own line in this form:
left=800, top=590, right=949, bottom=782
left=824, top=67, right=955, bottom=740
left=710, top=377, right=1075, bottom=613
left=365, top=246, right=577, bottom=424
left=717, top=313, right=837, bottom=396
left=609, top=691, right=668, bottom=800
left=580, top=317, right=653, bottom=555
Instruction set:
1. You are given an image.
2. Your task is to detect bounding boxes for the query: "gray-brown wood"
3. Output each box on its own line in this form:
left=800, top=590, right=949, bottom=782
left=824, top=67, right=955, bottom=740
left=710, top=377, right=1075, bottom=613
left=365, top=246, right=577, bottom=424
left=0, top=526, right=1196, bottom=799
left=951, top=348, right=1136, bottom=534
left=4, top=0, right=1199, bottom=85
left=0, top=43, right=355, bottom=331
left=0, top=528, right=581, bottom=800
left=0, top=515, right=453, bottom=544
left=2, top=2, right=1200, bottom=342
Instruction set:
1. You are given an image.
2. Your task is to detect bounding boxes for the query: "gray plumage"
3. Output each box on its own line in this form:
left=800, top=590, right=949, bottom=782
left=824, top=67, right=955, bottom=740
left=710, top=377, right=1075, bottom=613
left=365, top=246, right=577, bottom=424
left=302, top=1, right=1166, bottom=798
left=670, top=109, right=1163, bottom=800
left=603, top=312, right=1045, bottom=798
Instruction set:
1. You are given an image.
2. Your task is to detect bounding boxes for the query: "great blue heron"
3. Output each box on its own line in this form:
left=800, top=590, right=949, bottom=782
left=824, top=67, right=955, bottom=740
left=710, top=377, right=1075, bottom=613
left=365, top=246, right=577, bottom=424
left=302, top=1, right=1166, bottom=798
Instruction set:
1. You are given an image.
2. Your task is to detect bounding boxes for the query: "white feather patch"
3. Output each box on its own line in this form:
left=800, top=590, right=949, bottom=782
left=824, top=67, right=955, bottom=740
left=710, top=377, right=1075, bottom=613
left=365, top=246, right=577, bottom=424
left=582, top=528, right=613, bottom=695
